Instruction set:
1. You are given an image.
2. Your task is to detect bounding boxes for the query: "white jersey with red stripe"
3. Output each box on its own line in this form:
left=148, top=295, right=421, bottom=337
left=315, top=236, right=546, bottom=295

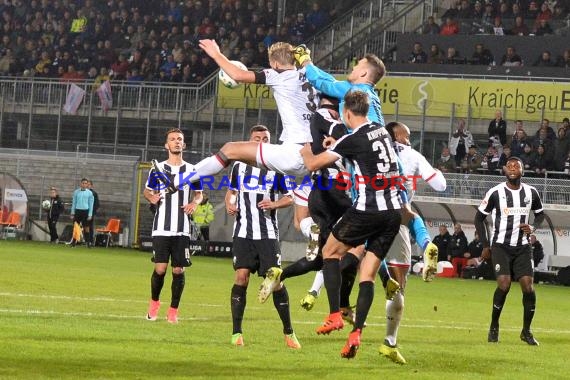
left=393, top=141, right=446, bottom=200
left=255, top=68, right=317, bottom=144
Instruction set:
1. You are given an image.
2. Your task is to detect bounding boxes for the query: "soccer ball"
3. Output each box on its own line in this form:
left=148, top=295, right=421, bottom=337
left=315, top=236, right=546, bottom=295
left=42, top=199, right=51, bottom=210
left=218, top=60, right=248, bottom=89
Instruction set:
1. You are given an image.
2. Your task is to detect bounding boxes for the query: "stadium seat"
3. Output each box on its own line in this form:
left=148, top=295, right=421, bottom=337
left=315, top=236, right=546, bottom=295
left=0, top=211, right=20, bottom=227
left=95, top=218, right=120, bottom=248
left=0, top=211, right=21, bottom=239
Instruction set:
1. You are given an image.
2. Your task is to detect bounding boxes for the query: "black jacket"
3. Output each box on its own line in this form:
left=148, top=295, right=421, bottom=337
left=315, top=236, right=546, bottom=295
left=448, top=231, right=468, bottom=259
left=90, top=189, right=100, bottom=215
left=48, top=195, right=65, bottom=220
left=468, top=239, right=484, bottom=259
left=488, top=118, right=507, bottom=145
left=433, top=231, right=451, bottom=262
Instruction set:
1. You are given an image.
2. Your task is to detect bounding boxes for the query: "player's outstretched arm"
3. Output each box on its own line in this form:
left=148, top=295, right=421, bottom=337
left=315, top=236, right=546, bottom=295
left=199, top=39, right=255, bottom=83
left=305, top=64, right=351, bottom=100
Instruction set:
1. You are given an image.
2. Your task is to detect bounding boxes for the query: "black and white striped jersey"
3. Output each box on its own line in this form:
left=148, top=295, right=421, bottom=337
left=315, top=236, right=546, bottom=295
left=229, top=162, right=292, bottom=240
left=310, top=107, right=348, bottom=179
left=145, top=160, right=202, bottom=237
left=329, top=122, right=401, bottom=212
left=478, top=182, right=544, bottom=247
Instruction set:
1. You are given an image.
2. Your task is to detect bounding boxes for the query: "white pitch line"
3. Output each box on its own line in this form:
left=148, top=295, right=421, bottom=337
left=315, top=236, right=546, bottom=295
left=0, top=308, right=210, bottom=321
left=0, top=292, right=224, bottom=308
left=1, top=307, right=569, bottom=335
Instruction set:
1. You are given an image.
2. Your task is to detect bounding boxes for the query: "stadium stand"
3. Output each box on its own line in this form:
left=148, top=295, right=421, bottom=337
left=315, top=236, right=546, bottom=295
left=0, top=0, right=349, bottom=80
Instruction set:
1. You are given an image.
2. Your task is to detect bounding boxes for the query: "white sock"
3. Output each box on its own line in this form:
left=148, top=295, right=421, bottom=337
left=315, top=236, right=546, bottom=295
left=299, top=217, right=314, bottom=239
left=309, top=270, right=324, bottom=295
left=194, top=154, right=226, bottom=177
left=385, top=292, right=404, bottom=346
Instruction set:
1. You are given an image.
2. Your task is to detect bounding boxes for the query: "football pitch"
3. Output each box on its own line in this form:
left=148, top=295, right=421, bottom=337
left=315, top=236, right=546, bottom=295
left=0, top=241, right=568, bottom=380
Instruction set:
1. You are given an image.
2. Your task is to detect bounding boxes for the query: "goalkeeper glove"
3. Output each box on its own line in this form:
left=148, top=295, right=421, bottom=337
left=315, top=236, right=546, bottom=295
left=294, top=44, right=312, bottom=66
left=300, top=290, right=318, bottom=311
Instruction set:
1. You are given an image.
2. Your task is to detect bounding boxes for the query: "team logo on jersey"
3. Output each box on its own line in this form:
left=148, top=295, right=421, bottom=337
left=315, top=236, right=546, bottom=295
left=524, top=196, right=531, bottom=206
left=495, top=264, right=501, bottom=272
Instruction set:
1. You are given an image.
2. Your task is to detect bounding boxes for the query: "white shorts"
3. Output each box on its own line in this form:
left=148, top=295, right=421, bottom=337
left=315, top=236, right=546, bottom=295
left=256, top=142, right=310, bottom=178
left=293, top=186, right=311, bottom=207
left=385, top=225, right=411, bottom=267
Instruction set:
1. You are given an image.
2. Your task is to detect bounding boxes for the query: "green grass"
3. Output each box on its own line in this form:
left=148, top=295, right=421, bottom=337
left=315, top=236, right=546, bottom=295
left=0, top=241, right=568, bottom=379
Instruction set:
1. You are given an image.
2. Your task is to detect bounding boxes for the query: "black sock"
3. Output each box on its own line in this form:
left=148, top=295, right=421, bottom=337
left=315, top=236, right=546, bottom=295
left=339, top=257, right=358, bottom=308
left=273, top=286, right=293, bottom=335
left=491, top=287, right=509, bottom=328
left=170, top=272, right=186, bottom=308
left=340, top=253, right=359, bottom=271
left=322, top=258, right=341, bottom=313
left=150, top=270, right=165, bottom=301
left=378, top=261, right=391, bottom=288
left=522, top=290, right=536, bottom=331
left=231, top=284, right=247, bottom=334
left=354, top=281, right=374, bottom=331
left=281, top=256, right=323, bottom=281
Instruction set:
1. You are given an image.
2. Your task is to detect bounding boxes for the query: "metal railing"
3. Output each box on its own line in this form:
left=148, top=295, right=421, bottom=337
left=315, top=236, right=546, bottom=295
left=305, top=0, right=433, bottom=68
left=414, top=172, right=570, bottom=206
left=0, top=74, right=219, bottom=159
left=0, top=73, right=218, bottom=120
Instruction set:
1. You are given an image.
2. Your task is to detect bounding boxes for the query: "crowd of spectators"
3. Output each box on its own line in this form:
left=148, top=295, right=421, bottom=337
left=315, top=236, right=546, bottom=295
left=408, top=41, right=570, bottom=67
left=0, top=0, right=340, bottom=83
left=432, top=0, right=569, bottom=36
left=408, top=1, right=570, bottom=67
left=436, top=113, right=570, bottom=177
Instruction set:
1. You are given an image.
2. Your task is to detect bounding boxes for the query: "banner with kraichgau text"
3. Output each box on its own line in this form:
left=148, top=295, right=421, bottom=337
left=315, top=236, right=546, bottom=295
left=217, top=75, right=570, bottom=122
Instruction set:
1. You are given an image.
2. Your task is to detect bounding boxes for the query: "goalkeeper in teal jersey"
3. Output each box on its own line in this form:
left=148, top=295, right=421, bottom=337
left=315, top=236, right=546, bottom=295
left=295, top=46, right=385, bottom=127
left=293, top=46, right=440, bottom=285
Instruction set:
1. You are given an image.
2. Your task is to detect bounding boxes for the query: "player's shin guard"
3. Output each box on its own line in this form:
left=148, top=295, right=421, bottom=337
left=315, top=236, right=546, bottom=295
left=353, top=281, right=374, bottom=331
left=385, top=292, right=404, bottom=346
left=231, top=284, right=247, bottom=334
left=522, top=290, right=536, bottom=331
left=273, top=286, right=293, bottom=335
left=151, top=270, right=166, bottom=301
left=408, top=216, right=430, bottom=250
left=323, top=258, right=341, bottom=313
left=170, top=272, right=185, bottom=308
left=491, top=287, right=509, bottom=328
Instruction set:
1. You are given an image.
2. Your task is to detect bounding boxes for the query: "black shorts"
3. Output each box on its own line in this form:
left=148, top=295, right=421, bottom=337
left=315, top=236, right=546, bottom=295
left=232, top=237, right=281, bottom=276
left=152, top=235, right=192, bottom=268
left=74, top=209, right=89, bottom=225
left=332, top=208, right=401, bottom=260
left=491, top=244, right=533, bottom=280
left=309, top=179, right=352, bottom=255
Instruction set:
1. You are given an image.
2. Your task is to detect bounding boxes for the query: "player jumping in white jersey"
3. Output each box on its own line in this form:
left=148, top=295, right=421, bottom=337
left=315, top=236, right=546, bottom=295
left=193, top=39, right=320, bottom=256
left=377, top=121, right=446, bottom=364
